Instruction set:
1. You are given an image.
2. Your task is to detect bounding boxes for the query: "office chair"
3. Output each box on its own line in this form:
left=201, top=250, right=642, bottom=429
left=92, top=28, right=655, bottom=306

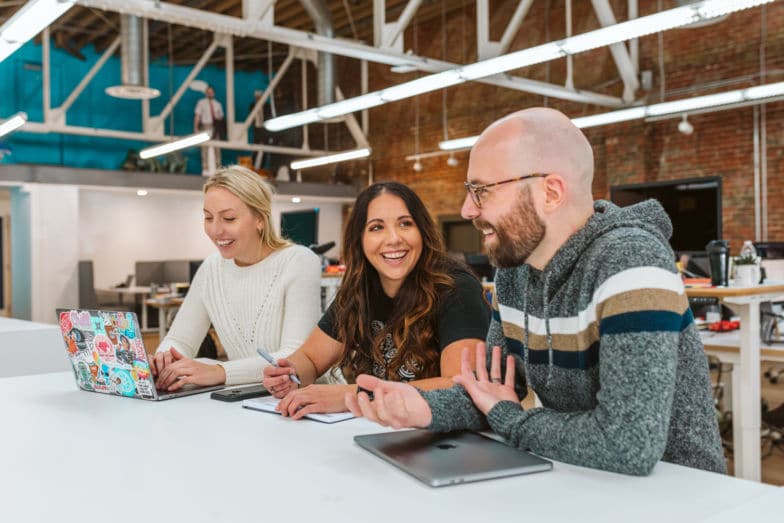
left=762, top=402, right=784, bottom=457
left=760, top=302, right=784, bottom=384
left=310, top=241, right=336, bottom=269
left=708, top=355, right=734, bottom=452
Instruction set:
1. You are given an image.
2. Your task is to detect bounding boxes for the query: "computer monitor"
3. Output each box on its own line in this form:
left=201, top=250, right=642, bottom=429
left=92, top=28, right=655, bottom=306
left=464, top=252, right=495, bottom=282
left=281, top=208, right=319, bottom=247
left=611, top=177, right=722, bottom=254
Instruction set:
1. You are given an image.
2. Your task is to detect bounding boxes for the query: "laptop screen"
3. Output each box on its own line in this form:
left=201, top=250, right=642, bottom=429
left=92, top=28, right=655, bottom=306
left=57, top=309, right=157, bottom=400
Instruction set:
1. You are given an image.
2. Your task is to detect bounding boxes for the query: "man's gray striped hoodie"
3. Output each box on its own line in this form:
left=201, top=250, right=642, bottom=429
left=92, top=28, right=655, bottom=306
left=422, top=200, right=726, bottom=476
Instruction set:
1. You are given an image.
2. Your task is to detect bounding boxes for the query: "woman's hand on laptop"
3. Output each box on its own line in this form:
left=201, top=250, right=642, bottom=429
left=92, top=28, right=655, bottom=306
left=345, top=376, right=432, bottom=429
left=150, top=350, right=174, bottom=378
left=154, top=348, right=226, bottom=391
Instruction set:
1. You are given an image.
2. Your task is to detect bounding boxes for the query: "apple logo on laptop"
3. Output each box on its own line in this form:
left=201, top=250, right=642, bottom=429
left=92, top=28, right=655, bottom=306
left=436, top=443, right=457, bottom=450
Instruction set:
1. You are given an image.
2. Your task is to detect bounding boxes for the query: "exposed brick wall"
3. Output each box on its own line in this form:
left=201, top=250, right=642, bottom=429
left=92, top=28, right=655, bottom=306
left=357, top=0, right=784, bottom=256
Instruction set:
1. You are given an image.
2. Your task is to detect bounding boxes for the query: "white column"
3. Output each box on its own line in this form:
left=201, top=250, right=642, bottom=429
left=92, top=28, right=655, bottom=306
left=29, top=185, right=80, bottom=323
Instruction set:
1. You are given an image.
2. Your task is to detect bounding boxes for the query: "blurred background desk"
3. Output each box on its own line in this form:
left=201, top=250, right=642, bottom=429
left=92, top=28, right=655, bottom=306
left=687, top=283, right=784, bottom=481
left=320, top=273, right=342, bottom=313
left=144, top=295, right=184, bottom=339
left=93, top=285, right=161, bottom=330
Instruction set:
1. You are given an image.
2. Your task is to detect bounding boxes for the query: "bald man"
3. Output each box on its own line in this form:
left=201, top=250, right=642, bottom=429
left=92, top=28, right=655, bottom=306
left=346, top=108, right=725, bottom=476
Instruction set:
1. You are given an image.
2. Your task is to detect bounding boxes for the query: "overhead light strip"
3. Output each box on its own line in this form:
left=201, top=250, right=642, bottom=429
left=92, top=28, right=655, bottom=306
left=0, top=0, right=75, bottom=63
left=139, top=132, right=211, bottom=159
left=438, top=81, right=784, bottom=151
left=290, top=148, right=371, bottom=170
left=265, top=0, right=774, bottom=132
left=0, top=112, right=28, bottom=138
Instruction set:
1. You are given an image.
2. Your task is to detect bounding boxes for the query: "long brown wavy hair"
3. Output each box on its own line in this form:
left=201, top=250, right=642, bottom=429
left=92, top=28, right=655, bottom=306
left=334, top=182, right=461, bottom=381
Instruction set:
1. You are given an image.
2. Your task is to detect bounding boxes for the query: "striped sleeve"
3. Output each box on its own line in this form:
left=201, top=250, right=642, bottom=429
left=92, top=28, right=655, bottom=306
left=595, top=266, right=693, bottom=335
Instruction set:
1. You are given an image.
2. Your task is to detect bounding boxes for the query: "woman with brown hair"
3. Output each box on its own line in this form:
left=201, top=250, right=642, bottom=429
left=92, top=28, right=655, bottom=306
left=263, top=181, right=490, bottom=418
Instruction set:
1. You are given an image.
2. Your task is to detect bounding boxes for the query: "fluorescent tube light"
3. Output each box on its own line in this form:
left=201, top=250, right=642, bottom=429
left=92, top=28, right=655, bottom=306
left=743, top=83, right=784, bottom=100
left=572, top=107, right=648, bottom=129
left=439, top=136, right=479, bottom=151
left=458, top=43, right=565, bottom=80
left=264, top=109, right=321, bottom=132
left=646, top=91, right=744, bottom=116
left=0, top=0, right=75, bottom=63
left=264, top=0, right=773, bottom=132
left=317, top=94, right=385, bottom=119
left=290, top=148, right=371, bottom=170
left=381, top=70, right=463, bottom=101
left=560, top=8, right=703, bottom=55
left=0, top=111, right=27, bottom=137
left=439, top=80, right=784, bottom=150
left=698, top=0, right=774, bottom=19
left=139, top=132, right=211, bottom=159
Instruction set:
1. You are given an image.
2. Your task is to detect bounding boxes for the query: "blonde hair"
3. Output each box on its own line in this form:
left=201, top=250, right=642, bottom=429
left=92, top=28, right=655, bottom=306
left=203, top=165, right=291, bottom=251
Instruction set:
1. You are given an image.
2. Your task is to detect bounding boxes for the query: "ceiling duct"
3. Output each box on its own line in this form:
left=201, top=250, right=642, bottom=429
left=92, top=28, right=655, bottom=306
left=106, top=14, right=160, bottom=100
left=299, top=0, right=335, bottom=106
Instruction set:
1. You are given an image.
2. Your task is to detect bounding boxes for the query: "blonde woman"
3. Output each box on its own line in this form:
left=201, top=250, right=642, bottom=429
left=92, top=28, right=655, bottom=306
left=152, top=165, right=321, bottom=391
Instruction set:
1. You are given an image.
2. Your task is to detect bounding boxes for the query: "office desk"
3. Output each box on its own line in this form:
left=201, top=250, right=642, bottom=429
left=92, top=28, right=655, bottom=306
left=0, top=317, right=69, bottom=377
left=1, top=372, right=782, bottom=523
left=144, top=296, right=184, bottom=339
left=320, top=273, right=342, bottom=313
left=687, top=282, right=784, bottom=481
left=94, top=285, right=158, bottom=330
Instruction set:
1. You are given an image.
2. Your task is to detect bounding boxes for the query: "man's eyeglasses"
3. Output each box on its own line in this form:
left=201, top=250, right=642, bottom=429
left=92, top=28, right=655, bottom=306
left=464, top=173, right=548, bottom=208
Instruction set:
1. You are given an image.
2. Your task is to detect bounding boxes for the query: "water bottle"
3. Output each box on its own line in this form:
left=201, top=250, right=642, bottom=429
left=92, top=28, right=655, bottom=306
left=706, top=240, right=729, bottom=287
left=736, top=240, right=761, bottom=285
left=739, top=240, right=757, bottom=260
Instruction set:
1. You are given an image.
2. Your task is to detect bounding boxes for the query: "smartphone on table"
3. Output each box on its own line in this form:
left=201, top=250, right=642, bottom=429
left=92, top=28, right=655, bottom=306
left=210, top=384, right=269, bottom=402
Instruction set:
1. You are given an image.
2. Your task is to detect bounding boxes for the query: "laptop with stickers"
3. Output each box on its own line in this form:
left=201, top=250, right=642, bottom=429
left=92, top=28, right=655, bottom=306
left=354, top=429, right=552, bottom=487
left=56, top=308, right=223, bottom=401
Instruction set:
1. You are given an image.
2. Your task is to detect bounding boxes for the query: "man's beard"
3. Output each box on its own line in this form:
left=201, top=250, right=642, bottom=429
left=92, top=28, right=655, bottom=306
left=474, top=186, right=546, bottom=268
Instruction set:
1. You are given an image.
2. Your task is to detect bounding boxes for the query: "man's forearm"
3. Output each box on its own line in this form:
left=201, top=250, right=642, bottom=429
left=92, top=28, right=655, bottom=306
left=421, top=385, right=488, bottom=432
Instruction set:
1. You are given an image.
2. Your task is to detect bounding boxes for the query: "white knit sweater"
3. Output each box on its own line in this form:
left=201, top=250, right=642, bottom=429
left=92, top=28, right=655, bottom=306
left=155, top=245, right=322, bottom=385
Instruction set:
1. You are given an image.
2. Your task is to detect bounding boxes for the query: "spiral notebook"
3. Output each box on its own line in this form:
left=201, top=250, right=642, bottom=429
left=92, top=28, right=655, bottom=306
left=242, top=396, right=355, bottom=423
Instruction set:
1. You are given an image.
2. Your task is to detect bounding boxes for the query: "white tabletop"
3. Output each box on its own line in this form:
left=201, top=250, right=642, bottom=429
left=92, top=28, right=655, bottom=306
left=1, top=372, right=781, bottom=523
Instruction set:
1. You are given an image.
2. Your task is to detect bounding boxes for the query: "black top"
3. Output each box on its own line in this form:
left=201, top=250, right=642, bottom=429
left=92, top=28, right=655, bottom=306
left=318, top=269, right=491, bottom=381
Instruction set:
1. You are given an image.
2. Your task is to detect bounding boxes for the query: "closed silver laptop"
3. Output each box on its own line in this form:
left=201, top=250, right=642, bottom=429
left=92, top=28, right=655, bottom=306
left=354, top=429, right=552, bottom=487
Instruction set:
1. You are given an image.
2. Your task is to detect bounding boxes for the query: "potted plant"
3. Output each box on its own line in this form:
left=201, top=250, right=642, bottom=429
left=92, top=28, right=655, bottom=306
left=733, top=252, right=760, bottom=286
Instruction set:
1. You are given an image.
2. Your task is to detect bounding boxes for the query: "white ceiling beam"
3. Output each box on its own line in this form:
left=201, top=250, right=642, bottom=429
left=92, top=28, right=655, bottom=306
left=76, top=0, right=624, bottom=108
left=565, top=0, right=573, bottom=90
left=50, top=37, right=120, bottom=125
left=20, top=121, right=334, bottom=156
left=628, top=0, right=639, bottom=73
left=382, top=0, right=423, bottom=50
left=477, top=0, right=533, bottom=60
left=591, top=0, right=640, bottom=102
left=236, top=48, right=296, bottom=141
left=243, top=0, right=276, bottom=27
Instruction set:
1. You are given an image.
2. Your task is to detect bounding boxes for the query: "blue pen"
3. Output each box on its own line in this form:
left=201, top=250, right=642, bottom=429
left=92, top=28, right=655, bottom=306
left=257, top=348, right=301, bottom=385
